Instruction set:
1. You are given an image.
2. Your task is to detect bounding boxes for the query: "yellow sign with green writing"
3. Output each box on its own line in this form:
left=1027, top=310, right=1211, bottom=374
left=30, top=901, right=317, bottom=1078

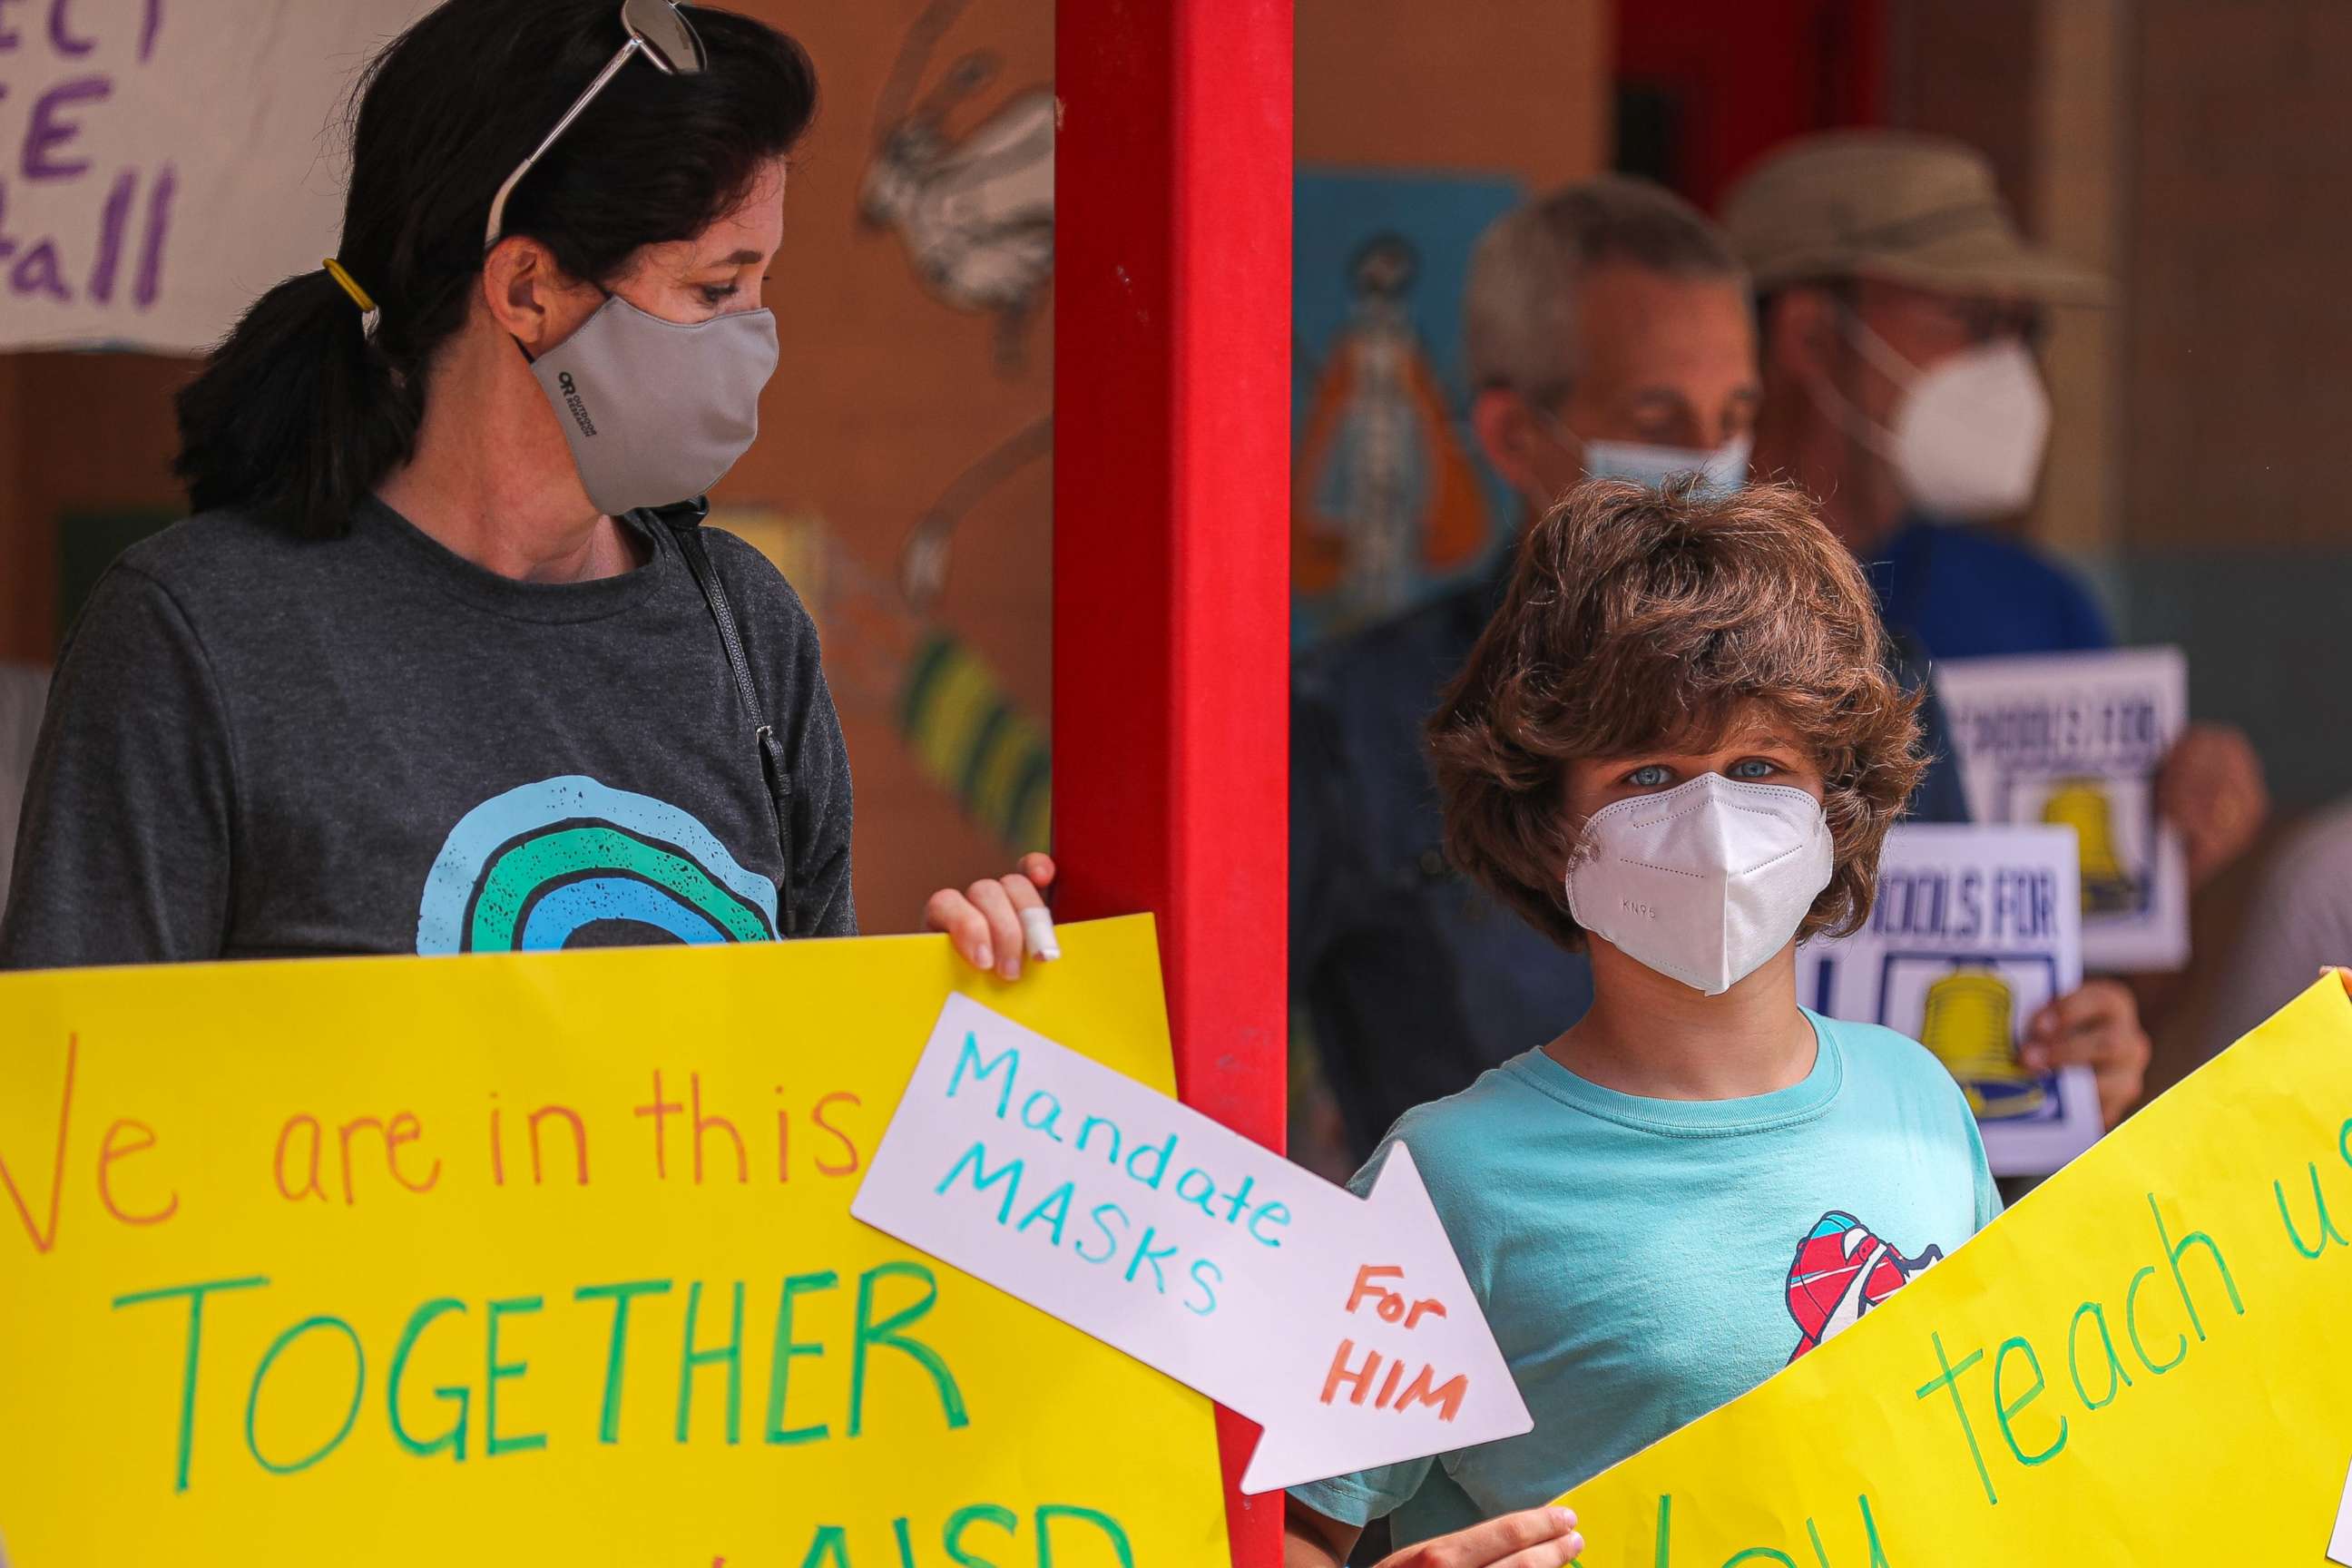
left=1559, top=975, right=2352, bottom=1564
left=0, top=917, right=1230, bottom=1566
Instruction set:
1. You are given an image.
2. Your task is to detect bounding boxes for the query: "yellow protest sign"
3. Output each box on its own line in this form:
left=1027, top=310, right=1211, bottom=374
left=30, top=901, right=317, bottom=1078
left=1559, top=974, right=2352, bottom=1563
left=0, top=917, right=1230, bottom=1566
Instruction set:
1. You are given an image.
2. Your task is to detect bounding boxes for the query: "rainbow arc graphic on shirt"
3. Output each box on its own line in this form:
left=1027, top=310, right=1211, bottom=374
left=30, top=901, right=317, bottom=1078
left=415, top=775, right=778, bottom=953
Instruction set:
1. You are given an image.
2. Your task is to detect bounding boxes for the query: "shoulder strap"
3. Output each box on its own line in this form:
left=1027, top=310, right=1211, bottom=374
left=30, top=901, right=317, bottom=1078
left=643, top=497, right=799, bottom=938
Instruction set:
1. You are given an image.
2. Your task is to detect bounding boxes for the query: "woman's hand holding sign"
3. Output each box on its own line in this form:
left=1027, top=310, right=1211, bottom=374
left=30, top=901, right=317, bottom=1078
left=926, top=852, right=1059, bottom=981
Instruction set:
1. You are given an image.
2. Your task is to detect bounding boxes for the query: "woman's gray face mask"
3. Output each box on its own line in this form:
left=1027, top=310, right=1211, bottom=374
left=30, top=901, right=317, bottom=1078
left=529, top=292, right=780, bottom=515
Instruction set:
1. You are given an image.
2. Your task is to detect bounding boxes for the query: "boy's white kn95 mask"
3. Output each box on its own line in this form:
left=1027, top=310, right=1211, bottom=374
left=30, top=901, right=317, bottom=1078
left=1564, top=771, right=1834, bottom=996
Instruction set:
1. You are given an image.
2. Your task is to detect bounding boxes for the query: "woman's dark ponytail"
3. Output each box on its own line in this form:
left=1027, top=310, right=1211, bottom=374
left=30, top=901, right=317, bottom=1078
left=172, top=269, right=417, bottom=539
left=169, top=0, right=816, bottom=540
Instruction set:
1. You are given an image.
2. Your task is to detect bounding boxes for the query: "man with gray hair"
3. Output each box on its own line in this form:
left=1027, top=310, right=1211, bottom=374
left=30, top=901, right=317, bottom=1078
left=1459, top=175, right=1759, bottom=505
left=1291, top=175, right=1777, bottom=1163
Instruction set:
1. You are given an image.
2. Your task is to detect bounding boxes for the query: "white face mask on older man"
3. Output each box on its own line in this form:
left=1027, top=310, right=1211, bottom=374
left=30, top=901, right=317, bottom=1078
left=1825, top=311, right=2053, bottom=521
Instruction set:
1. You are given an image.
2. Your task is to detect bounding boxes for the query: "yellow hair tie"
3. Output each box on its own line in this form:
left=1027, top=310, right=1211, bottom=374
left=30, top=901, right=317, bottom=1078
left=322, top=258, right=377, bottom=314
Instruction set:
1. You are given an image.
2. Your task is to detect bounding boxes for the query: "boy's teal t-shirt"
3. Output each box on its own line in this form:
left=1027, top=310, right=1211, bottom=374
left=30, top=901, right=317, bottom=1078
left=1289, top=1009, right=2001, bottom=1543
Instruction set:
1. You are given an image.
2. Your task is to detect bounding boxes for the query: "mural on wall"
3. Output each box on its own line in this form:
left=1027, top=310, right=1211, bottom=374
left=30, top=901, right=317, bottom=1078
left=720, top=475, right=1052, bottom=860
left=897, top=416, right=1054, bottom=614
left=892, top=418, right=1054, bottom=851
left=1291, top=170, right=1526, bottom=648
left=860, top=0, right=1056, bottom=374
left=813, top=0, right=1057, bottom=858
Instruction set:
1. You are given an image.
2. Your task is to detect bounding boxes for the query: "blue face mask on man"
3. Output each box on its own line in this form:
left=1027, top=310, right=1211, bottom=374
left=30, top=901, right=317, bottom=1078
left=1533, top=407, right=1753, bottom=500
left=1580, top=433, right=1753, bottom=498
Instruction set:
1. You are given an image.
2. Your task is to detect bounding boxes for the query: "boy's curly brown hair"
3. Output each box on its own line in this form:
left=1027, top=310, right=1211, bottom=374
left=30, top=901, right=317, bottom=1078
left=1426, top=476, right=1927, bottom=955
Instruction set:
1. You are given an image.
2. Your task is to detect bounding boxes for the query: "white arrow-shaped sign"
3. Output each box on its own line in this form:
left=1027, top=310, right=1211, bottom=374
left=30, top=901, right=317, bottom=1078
left=852, top=994, right=1531, bottom=1494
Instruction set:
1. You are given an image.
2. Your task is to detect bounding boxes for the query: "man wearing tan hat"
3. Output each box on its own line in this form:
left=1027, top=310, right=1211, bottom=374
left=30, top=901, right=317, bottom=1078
left=1727, top=131, right=2267, bottom=898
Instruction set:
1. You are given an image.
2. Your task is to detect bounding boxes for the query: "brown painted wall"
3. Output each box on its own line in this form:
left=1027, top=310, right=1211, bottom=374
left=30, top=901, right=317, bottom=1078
left=1299, top=0, right=1609, bottom=181
left=0, top=354, right=191, bottom=662
left=2122, top=0, right=2352, bottom=554
left=1887, top=0, right=2039, bottom=230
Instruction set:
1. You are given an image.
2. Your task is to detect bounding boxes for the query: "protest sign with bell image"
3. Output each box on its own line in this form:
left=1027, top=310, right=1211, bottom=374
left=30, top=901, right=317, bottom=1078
left=1800, top=824, right=2101, bottom=1175
left=1935, top=647, right=2189, bottom=970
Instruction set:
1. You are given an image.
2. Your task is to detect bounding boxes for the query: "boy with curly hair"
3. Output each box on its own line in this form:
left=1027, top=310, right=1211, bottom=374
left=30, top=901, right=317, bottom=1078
left=1284, top=479, right=1998, bottom=1568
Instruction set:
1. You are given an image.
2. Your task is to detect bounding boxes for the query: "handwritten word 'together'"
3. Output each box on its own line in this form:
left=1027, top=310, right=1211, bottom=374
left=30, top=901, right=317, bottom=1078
left=0, top=1023, right=1165, bottom=1563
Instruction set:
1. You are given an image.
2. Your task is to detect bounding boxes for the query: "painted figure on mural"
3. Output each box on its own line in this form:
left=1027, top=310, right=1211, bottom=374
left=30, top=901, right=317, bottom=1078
left=861, top=0, right=1054, bottom=372
left=1293, top=234, right=1486, bottom=633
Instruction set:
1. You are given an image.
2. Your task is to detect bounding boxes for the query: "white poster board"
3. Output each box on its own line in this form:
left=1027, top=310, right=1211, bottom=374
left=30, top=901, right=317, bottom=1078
left=0, top=0, right=430, bottom=353
left=1799, top=823, right=2098, bottom=1177
left=1933, top=646, right=2189, bottom=972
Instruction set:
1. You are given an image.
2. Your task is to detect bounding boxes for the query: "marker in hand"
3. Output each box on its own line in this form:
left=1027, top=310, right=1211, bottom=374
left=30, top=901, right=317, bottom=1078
left=1022, top=905, right=1062, bottom=964
left=922, top=854, right=1061, bottom=978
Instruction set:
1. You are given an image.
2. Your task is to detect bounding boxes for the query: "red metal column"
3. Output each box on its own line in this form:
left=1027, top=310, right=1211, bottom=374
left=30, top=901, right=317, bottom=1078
left=1054, top=2, right=1292, bottom=1563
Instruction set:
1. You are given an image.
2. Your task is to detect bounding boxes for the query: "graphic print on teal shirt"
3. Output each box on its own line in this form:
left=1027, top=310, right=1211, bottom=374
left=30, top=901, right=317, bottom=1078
left=1287, top=1010, right=1999, bottom=1543
left=1783, top=1210, right=1942, bottom=1361
left=416, top=775, right=778, bottom=954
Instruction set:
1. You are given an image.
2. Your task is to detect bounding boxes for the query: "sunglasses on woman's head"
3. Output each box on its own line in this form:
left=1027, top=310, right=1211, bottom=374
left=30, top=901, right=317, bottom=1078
left=484, top=0, right=707, bottom=251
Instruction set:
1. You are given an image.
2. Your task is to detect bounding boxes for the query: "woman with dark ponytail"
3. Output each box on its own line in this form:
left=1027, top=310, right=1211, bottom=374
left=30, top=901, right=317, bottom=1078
left=1, top=0, right=1055, bottom=975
